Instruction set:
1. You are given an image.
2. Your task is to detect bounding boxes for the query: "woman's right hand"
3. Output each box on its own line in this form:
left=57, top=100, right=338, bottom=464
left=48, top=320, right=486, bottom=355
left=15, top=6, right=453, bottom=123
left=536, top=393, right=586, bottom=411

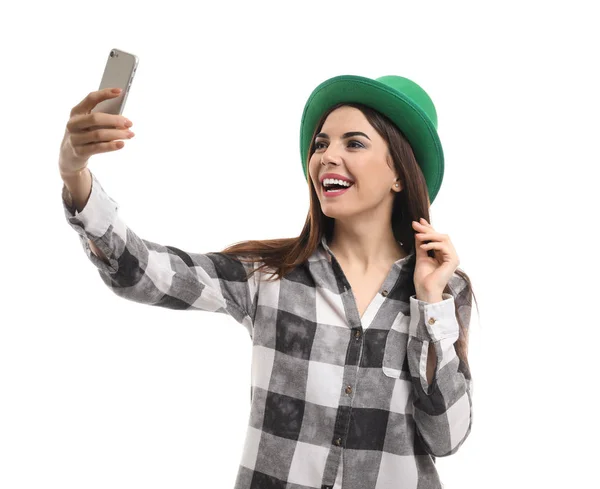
left=59, top=87, right=135, bottom=178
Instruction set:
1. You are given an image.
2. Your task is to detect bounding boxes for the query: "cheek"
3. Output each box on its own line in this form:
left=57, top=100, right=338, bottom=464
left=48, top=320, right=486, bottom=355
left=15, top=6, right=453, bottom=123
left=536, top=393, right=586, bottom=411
left=354, top=181, right=388, bottom=199
left=308, top=157, right=320, bottom=183
left=309, top=153, right=320, bottom=168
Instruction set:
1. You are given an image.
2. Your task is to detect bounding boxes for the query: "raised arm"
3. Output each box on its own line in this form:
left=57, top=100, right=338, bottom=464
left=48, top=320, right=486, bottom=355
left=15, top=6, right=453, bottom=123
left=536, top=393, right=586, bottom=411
left=61, top=169, right=260, bottom=337
left=59, top=88, right=259, bottom=338
left=406, top=274, right=473, bottom=457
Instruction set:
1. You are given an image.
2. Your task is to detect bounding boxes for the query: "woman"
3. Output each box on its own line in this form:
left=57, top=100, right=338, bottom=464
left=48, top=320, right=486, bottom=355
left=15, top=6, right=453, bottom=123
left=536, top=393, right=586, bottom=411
left=59, top=74, right=478, bottom=489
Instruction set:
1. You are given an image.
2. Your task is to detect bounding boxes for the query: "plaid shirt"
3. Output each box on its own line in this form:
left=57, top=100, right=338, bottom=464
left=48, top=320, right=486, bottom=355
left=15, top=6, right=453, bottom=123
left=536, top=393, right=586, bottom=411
left=61, top=171, right=473, bottom=489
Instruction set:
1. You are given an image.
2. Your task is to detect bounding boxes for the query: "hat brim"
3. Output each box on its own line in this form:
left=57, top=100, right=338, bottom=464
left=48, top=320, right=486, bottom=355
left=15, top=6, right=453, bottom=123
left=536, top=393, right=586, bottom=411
left=299, top=75, right=444, bottom=204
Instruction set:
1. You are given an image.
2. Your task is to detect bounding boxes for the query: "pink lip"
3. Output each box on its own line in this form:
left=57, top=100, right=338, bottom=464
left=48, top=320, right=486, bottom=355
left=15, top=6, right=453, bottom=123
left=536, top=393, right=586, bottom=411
left=320, top=173, right=354, bottom=184
left=323, top=186, right=352, bottom=198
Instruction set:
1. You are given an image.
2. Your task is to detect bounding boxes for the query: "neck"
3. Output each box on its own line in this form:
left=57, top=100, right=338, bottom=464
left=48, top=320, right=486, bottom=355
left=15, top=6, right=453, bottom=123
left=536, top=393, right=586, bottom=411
left=327, top=220, right=406, bottom=273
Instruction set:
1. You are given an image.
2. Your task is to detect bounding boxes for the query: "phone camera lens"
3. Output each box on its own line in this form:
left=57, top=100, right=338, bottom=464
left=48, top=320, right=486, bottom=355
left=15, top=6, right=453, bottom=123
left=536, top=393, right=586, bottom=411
left=110, top=50, right=115, bottom=58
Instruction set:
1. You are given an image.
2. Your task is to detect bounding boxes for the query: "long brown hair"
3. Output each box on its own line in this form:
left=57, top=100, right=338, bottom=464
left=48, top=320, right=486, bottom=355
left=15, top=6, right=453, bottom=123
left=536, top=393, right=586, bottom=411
left=220, top=102, right=478, bottom=376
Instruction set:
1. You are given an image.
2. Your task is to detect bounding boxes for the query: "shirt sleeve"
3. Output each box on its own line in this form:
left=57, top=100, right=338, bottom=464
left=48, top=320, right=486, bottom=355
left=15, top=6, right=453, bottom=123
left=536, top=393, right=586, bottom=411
left=406, top=274, right=473, bottom=457
left=60, top=170, right=260, bottom=338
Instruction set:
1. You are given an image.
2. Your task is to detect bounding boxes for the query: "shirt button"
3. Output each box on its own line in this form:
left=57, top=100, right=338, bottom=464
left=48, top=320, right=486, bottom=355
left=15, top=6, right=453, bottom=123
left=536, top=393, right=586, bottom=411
left=428, top=317, right=436, bottom=325
left=335, top=437, right=342, bottom=446
left=345, top=385, right=352, bottom=394
left=381, top=289, right=389, bottom=297
left=353, top=328, right=361, bottom=339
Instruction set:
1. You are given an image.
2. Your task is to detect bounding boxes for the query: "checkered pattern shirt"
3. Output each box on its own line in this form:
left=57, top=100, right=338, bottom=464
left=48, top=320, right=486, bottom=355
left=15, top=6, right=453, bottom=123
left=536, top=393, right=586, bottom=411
left=61, top=170, right=473, bottom=489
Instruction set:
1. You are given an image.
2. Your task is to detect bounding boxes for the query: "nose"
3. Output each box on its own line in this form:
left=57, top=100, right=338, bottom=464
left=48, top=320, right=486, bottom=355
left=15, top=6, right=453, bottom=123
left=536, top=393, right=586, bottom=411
left=320, top=150, right=341, bottom=167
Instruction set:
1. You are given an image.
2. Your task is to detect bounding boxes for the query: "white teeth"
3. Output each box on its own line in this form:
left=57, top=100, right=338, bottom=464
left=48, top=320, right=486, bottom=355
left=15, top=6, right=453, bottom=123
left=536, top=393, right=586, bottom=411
left=322, top=178, right=352, bottom=187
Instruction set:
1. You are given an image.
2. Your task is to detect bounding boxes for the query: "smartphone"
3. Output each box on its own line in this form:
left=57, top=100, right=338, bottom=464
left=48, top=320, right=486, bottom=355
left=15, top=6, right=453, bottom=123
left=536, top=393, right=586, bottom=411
left=92, top=48, right=139, bottom=116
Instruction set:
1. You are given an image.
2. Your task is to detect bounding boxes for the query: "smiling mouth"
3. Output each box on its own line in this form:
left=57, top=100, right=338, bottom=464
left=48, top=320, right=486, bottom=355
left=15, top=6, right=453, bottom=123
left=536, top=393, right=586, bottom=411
left=322, top=183, right=354, bottom=196
left=322, top=181, right=354, bottom=191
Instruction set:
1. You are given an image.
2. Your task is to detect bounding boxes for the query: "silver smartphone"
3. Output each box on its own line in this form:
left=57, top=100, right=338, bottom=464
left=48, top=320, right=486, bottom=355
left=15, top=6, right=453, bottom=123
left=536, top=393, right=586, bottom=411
left=92, top=48, right=139, bottom=116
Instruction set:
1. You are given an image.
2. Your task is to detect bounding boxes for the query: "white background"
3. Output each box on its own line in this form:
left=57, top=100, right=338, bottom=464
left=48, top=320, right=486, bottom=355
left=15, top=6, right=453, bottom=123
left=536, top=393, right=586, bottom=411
left=1, top=1, right=599, bottom=487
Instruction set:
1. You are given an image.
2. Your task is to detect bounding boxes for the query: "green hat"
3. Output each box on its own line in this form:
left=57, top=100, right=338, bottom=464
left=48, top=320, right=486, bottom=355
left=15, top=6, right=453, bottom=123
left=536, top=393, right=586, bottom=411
left=299, top=74, right=444, bottom=204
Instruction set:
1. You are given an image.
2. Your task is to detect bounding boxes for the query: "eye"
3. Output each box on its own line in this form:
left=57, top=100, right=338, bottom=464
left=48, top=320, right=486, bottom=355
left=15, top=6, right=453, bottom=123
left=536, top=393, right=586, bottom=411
left=313, top=140, right=364, bottom=151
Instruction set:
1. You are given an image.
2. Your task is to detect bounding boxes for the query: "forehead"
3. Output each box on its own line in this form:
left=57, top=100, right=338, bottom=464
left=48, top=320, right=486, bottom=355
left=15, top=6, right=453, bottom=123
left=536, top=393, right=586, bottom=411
left=321, top=106, right=370, bottom=130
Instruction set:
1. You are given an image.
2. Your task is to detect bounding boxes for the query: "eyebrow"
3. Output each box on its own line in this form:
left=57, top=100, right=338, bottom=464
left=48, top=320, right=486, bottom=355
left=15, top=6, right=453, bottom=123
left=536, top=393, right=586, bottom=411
left=315, top=131, right=371, bottom=141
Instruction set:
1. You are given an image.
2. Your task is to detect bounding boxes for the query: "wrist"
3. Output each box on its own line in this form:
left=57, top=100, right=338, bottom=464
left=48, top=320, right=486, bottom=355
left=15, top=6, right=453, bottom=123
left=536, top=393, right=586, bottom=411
left=60, top=167, right=87, bottom=180
left=415, top=291, right=444, bottom=303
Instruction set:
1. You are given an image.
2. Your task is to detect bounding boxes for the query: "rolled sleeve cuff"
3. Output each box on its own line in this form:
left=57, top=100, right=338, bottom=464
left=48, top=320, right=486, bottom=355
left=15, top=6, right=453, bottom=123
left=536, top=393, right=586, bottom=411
left=409, top=293, right=459, bottom=342
left=61, top=170, right=119, bottom=239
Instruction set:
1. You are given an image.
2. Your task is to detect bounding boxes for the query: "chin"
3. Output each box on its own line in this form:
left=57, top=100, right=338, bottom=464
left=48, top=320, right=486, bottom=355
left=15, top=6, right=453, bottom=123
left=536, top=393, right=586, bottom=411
left=321, top=207, right=352, bottom=220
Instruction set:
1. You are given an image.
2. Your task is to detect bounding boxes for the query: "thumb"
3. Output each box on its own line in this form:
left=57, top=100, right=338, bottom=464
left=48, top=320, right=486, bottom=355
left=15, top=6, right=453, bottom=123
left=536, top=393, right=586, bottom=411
left=414, top=233, right=428, bottom=260
left=70, top=87, right=121, bottom=117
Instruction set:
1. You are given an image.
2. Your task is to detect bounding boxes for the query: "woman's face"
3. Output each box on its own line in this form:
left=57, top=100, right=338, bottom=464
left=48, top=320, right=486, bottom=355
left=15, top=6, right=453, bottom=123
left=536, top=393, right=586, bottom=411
left=308, top=106, right=401, bottom=221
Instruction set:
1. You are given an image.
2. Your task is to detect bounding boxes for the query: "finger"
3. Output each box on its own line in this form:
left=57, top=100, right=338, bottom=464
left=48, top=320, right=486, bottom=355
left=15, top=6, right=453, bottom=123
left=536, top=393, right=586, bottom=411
left=419, top=241, right=456, bottom=259
left=73, top=140, right=127, bottom=159
left=71, top=127, right=134, bottom=146
left=419, top=218, right=435, bottom=230
left=415, top=232, right=448, bottom=243
left=412, top=220, right=433, bottom=231
left=68, top=112, right=132, bottom=133
left=418, top=241, right=446, bottom=261
left=69, top=87, right=123, bottom=117
left=419, top=241, right=444, bottom=250
left=414, top=229, right=430, bottom=260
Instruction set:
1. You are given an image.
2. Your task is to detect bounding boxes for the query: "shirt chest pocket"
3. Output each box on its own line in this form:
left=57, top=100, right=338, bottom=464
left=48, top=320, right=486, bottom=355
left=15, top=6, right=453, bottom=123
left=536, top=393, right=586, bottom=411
left=381, top=328, right=410, bottom=379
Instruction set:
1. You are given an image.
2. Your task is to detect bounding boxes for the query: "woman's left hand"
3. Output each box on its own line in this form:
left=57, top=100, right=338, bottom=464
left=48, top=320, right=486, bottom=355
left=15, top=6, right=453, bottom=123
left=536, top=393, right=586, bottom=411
left=412, top=218, right=460, bottom=298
